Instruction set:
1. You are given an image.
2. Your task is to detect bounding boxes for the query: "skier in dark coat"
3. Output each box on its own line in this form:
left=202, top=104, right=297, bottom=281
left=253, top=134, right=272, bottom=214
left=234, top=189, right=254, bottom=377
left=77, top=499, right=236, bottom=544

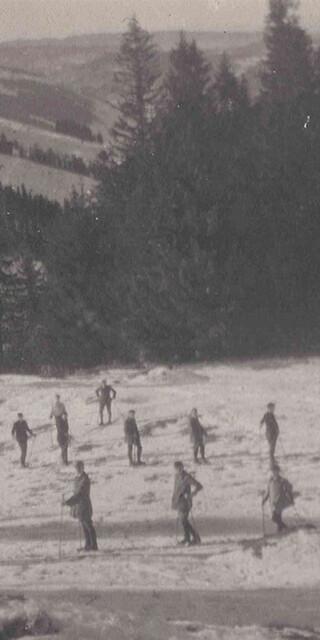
left=260, top=402, right=279, bottom=463
left=124, top=410, right=143, bottom=466
left=171, top=461, right=202, bottom=545
left=262, top=463, right=294, bottom=532
left=64, top=461, right=98, bottom=551
left=50, top=394, right=69, bottom=465
left=96, top=379, right=117, bottom=425
left=12, top=413, right=35, bottom=467
left=189, top=408, right=207, bottom=463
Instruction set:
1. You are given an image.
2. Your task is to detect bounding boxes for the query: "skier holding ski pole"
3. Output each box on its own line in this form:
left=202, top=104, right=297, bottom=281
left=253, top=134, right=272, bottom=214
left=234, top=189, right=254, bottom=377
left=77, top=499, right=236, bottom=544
left=124, top=410, right=144, bottom=466
left=188, top=408, right=208, bottom=464
left=62, top=461, right=98, bottom=552
left=96, top=379, right=117, bottom=425
left=171, top=461, right=202, bottom=546
left=11, top=413, right=36, bottom=468
left=260, top=402, right=280, bottom=464
left=262, top=463, right=294, bottom=533
left=50, top=394, right=69, bottom=465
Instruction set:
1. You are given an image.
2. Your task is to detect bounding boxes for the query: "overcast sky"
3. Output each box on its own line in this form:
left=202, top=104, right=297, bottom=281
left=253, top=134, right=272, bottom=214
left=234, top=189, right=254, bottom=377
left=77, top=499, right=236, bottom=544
left=1, top=0, right=319, bottom=41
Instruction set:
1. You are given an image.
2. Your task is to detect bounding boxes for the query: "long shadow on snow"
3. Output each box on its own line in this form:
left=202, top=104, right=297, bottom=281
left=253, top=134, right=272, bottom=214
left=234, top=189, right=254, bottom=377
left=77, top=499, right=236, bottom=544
left=0, top=516, right=300, bottom=541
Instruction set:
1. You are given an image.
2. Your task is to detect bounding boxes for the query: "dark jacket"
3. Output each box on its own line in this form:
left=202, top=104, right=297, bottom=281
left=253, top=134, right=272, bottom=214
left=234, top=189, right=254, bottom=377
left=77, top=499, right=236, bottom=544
left=96, top=385, right=116, bottom=403
left=189, top=415, right=206, bottom=444
left=171, top=470, right=203, bottom=512
left=260, top=412, right=279, bottom=442
left=124, top=417, right=140, bottom=445
left=12, top=420, right=33, bottom=442
left=65, top=471, right=93, bottom=521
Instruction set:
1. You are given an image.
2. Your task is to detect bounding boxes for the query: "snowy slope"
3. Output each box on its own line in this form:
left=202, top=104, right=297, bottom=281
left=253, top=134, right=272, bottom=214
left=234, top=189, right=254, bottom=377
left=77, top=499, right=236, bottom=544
left=0, top=358, right=320, bottom=593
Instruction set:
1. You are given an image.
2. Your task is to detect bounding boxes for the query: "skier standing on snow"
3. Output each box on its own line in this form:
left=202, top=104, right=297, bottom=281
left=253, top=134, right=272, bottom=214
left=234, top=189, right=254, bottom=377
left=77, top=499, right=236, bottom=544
left=12, top=413, right=35, bottom=467
left=50, top=394, right=69, bottom=465
left=96, top=379, right=117, bottom=425
left=262, top=463, right=294, bottom=533
left=171, top=461, right=202, bottom=545
left=260, top=402, right=279, bottom=463
left=189, top=408, right=208, bottom=463
left=63, top=460, right=98, bottom=552
left=124, top=409, right=143, bottom=466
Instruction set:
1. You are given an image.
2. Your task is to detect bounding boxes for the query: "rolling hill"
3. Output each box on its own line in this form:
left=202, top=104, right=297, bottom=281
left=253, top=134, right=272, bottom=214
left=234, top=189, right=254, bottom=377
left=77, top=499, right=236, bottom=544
left=0, top=29, right=318, bottom=201
left=0, top=117, right=103, bottom=160
left=0, top=153, right=96, bottom=204
left=0, top=28, right=319, bottom=131
left=0, top=31, right=267, bottom=131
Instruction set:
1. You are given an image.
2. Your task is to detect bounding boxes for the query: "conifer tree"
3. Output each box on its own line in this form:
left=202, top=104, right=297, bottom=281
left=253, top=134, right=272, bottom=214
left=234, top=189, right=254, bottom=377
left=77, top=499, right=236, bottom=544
left=111, top=16, right=160, bottom=157
left=165, top=32, right=212, bottom=112
left=261, top=0, right=313, bottom=104
left=213, top=53, right=249, bottom=113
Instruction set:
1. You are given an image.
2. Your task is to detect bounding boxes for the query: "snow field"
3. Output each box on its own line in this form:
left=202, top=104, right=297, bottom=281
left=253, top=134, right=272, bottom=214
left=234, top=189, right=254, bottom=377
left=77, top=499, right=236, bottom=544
left=1, top=358, right=320, bottom=592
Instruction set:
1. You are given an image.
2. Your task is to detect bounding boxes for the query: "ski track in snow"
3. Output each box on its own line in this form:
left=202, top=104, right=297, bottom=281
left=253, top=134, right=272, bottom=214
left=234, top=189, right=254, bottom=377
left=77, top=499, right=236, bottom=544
left=1, top=360, right=320, bottom=594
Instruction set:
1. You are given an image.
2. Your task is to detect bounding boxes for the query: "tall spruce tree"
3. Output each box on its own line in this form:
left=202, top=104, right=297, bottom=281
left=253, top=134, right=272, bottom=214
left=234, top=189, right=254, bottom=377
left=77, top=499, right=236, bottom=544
left=111, top=16, right=160, bottom=157
left=213, top=53, right=249, bottom=113
left=261, top=0, right=313, bottom=104
left=165, top=32, right=212, bottom=112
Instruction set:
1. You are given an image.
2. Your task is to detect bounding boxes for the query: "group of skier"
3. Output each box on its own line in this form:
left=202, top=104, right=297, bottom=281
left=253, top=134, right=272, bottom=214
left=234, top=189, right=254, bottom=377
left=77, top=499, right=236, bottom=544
left=11, top=378, right=296, bottom=551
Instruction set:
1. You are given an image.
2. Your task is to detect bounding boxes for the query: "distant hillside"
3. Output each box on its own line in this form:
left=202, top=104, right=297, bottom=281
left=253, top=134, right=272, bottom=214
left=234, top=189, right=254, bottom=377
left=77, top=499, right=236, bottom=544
left=0, top=29, right=319, bottom=125
left=0, top=117, right=103, bottom=160
left=0, top=154, right=96, bottom=204
left=0, top=31, right=267, bottom=143
left=0, top=67, right=92, bottom=123
left=0, top=30, right=266, bottom=100
left=0, top=28, right=318, bottom=201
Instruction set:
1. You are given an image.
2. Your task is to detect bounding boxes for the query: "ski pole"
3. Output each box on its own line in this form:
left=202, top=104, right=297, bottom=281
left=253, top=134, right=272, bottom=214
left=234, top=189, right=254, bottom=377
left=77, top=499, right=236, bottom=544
left=258, top=428, right=262, bottom=468
left=28, top=436, right=36, bottom=464
left=175, top=514, right=180, bottom=543
left=190, top=509, right=201, bottom=544
left=78, top=520, right=82, bottom=551
left=59, top=495, right=65, bottom=560
left=261, top=502, right=265, bottom=538
left=278, top=433, right=288, bottom=461
left=190, top=509, right=200, bottom=534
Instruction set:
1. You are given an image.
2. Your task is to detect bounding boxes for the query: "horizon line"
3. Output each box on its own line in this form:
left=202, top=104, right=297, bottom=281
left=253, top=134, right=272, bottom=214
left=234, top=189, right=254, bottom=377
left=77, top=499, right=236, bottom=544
left=1, top=25, right=319, bottom=48
left=0, top=28, right=266, bottom=46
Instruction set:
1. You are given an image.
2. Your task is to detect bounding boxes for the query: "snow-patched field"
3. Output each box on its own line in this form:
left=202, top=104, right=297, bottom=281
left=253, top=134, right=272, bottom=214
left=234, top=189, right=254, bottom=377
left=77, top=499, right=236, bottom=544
left=1, top=358, right=320, bottom=637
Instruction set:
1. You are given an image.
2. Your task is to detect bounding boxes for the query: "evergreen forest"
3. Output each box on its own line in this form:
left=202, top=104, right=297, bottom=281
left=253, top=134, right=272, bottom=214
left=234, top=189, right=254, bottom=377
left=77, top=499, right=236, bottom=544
left=1, top=0, right=320, bottom=370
